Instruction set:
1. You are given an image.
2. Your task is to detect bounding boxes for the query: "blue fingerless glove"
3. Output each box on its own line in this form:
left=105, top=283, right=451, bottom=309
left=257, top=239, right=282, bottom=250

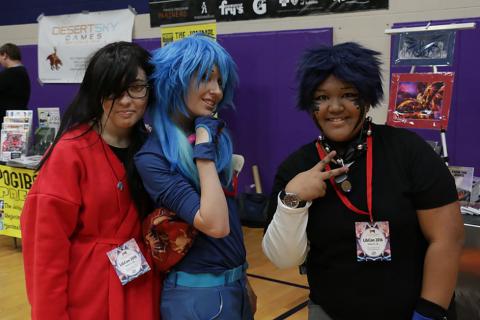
left=412, top=311, right=434, bottom=320
left=192, top=116, right=225, bottom=161
left=193, top=143, right=216, bottom=161
left=194, top=116, right=225, bottom=143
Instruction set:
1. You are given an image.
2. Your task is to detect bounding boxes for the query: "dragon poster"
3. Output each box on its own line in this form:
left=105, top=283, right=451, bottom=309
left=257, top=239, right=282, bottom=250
left=392, top=30, right=456, bottom=66
left=387, top=73, right=454, bottom=130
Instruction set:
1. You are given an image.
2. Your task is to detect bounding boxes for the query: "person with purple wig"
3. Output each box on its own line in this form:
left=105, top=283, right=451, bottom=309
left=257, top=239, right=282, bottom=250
left=262, top=42, right=464, bottom=320
left=135, top=34, right=255, bottom=320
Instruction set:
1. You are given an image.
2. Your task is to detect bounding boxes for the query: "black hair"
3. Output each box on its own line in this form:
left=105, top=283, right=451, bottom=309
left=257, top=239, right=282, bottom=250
left=296, top=42, right=383, bottom=112
left=0, top=43, right=22, bottom=60
left=38, top=41, right=154, bottom=218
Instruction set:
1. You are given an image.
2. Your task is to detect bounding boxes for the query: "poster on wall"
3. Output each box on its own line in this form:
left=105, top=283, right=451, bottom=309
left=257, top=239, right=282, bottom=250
left=149, top=0, right=388, bottom=26
left=161, top=22, right=217, bottom=46
left=38, top=9, right=135, bottom=83
left=149, top=0, right=216, bottom=27
left=387, top=73, right=454, bottom=130
left=392, top=30, right=456, bottom=66
left=0, top=165, right=37, bottom=238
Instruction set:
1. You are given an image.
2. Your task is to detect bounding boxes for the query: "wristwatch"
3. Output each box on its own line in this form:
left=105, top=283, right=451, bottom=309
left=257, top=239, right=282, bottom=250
left=279, top=190, right=307, bottom=209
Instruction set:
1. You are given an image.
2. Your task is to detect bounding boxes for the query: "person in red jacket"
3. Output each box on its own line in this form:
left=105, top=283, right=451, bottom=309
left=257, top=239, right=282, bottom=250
left=20, top=42, right=161, bottom=320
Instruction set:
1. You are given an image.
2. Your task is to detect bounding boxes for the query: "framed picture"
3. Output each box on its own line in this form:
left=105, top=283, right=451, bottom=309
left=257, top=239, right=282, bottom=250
left=392, top=30, right=456, bottom=66
left=387, top=73, right=454, bottom=130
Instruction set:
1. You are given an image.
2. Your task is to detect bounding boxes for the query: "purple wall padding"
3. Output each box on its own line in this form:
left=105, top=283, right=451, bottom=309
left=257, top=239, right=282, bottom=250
left=391, top=17, right=480, bottom=176
left=218, top=29, right=333, bottom=194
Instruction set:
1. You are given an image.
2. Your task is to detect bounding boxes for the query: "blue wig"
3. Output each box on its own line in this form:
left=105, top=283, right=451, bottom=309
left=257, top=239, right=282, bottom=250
left=297, top=42, right=383, bottom=112
left=150, top=34, right=238, bottom=189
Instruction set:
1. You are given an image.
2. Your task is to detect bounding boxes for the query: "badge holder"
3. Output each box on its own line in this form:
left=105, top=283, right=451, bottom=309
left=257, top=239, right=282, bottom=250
left=317, top=131, right=393, bottom=263
left=356, top=221, right=391, bottom=262
left=107, top=238, right=151, bottom=285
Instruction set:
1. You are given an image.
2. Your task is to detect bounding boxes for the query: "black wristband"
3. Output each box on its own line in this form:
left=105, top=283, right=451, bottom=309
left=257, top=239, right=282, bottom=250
left=416, top=298, right=448, bottom=320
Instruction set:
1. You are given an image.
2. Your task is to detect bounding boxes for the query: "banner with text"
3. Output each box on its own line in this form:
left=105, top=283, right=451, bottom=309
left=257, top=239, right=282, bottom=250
left=38, top=9, right=135, bottom=83
left=150, top=0, right=216, bottom=27
left=161, top=22, right=217, bottom=46
left=0, top=165, right=37, bottom=238
left=149, top=0, right=388, bottom=26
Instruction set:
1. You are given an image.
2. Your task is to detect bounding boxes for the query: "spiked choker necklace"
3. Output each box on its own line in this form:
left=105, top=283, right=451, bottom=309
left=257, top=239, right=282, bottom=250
left=317, top=118, right=372, bottom=193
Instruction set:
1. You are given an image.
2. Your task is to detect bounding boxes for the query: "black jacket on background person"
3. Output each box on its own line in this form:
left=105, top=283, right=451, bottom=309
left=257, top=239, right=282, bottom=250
left=0, top=65, right=31, bottom=117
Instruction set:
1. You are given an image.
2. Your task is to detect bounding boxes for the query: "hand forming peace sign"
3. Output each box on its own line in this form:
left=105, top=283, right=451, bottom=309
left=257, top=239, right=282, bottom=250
left=284, top=151, right=348, bottom=202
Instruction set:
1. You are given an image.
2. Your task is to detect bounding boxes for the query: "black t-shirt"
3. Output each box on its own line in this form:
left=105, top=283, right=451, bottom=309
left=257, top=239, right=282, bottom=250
left=109, top=145, right=128, bottom=165
left=0, top=65, right=31, bottom=117
left=266, top=124, right=458, bottom=320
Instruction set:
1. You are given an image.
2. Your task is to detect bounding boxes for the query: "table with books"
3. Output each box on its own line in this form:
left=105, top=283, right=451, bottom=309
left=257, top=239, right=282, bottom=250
left=0, top=109, right=48, bottom=240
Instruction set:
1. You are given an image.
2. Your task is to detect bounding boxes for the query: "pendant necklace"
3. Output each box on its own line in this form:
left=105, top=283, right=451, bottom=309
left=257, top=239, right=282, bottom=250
left=99, top=133, right=127, bottom=191
left=318, top=118, right=372, bottom=193
left=116, top=180, right=124, bottom=191
left=334, top=159, right=354, bottom=193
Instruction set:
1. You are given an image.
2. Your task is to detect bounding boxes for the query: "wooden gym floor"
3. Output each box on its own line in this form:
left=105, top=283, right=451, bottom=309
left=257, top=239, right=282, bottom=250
left=0, top=227, right=309, bottom=320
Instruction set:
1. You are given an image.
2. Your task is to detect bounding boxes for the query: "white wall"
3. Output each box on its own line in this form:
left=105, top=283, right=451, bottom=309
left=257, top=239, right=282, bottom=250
left=1, top=0, right=480, bottom=122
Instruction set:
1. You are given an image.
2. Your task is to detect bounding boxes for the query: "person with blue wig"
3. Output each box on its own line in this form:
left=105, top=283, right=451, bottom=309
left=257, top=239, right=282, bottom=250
left=262, top=42, right=464, bottom=320
left=135, top=34, right=255, bottom=320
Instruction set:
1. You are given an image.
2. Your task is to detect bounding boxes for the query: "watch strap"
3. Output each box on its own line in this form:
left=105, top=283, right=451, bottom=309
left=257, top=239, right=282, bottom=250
left=279, top=190, right=307, bottom=208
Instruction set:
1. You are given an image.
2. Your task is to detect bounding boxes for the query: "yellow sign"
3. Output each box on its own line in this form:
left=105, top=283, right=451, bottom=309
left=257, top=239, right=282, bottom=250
left=161, top=22, right=217, bottom=46
left=0, top=165, right=37, bottom=238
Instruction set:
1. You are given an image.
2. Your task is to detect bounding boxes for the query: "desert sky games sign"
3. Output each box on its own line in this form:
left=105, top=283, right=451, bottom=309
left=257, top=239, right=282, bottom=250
left=38, top=9, right=135, bottom=83
left=149, top=0, right=388, bottom=26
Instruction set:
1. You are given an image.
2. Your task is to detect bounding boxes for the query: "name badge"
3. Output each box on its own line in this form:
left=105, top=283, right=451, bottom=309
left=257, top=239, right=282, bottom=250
left=107, top=238, right=151, bottom=285
left=355, top=221, right=391, bottom=262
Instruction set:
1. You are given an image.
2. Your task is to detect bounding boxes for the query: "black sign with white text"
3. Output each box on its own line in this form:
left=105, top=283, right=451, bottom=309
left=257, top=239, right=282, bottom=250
left=149, top=0, right=388, bottom=26
left=149, top=0, right=216, bottom=27
left=273, top=0, right=388, bottom=17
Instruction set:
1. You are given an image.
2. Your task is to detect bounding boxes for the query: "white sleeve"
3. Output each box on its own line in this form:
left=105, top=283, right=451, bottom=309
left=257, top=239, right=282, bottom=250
left=262, top=193, right=311, bottom=269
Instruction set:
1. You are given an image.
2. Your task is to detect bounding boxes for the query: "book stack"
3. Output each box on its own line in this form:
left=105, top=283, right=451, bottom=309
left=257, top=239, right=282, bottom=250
left=33, top=107, right=60, bottom=155
left=37, top=107, right=60, bottom=135
left=448, top=166, right=474, bottom=203
left=0, top=110, right=33, bottom=162
left=471, top=177, right=480, bottom=204
left=6, top=154, right=42, bottom=169
left=449, top=166, right=480, bottom=216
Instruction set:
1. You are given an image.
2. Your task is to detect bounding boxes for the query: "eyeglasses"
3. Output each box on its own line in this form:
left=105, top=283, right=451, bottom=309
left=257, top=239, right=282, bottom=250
left=125, top=84, right=150, bottom=99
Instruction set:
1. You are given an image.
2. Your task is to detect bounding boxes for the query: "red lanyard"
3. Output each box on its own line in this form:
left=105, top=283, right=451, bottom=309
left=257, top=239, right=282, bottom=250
left=315, top=135, right=373, bottom=223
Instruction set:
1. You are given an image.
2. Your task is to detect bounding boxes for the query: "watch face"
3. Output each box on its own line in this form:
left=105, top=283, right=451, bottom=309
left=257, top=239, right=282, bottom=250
left=283, top=193, right=300, bottom=208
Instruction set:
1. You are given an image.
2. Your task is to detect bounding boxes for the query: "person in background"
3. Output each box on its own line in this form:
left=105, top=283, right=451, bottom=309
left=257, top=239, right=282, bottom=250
left=0, top=43, right=31, bottom=117
left=135, top=34, right=255, bottom=320
left=20, top=42, right=161, bottom=320
left=262, top=42, right=464, bottom=320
